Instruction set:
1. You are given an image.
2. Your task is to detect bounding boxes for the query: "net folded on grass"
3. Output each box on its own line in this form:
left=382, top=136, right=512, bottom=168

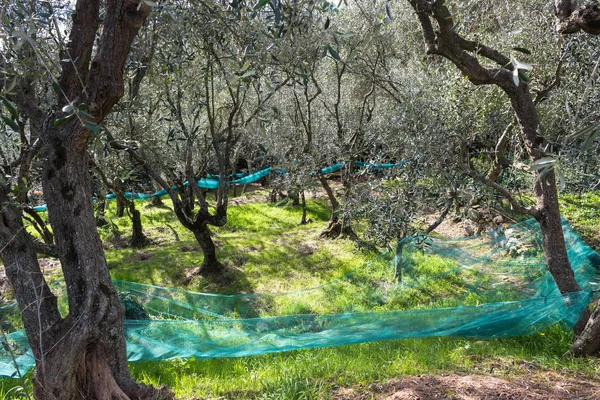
left=1, top=218, right=599, bottom=378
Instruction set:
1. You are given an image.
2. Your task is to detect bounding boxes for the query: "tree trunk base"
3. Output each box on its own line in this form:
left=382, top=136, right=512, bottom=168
left=33, top=343, right=174, bottom=400
left=319, top=220, right=358, bottom=240
left=146, top=196, right=168, bottom=209
left=199, top=258, right=223, bottom=276
left=569, top=302, right=599, bottom=357
left=130, top=203, right=148, bottom=248
left=130, top=235, right=148, bottom=248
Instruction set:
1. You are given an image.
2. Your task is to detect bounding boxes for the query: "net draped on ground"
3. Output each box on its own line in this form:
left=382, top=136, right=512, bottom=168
left=1, top=218, right=599, bottom=378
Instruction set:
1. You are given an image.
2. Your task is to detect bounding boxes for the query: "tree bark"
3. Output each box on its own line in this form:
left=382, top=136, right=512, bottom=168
left=300, top=190, right=308, bottom=225
left=96, top=198, right=108, bottom=227
left=318, top=174, right=341, bottom=238
left=569, top=299, right=600, bottom=356
left=555, top=1, right=600, bottom=34
left=115, top=178, right=126, bottom=218
left=38, top=122, right=163, bottom=398
left=129, top=200, right=147, bottom=248
left=0, top=0, right=174, bottom=397
left=193, top=224, right=222, bottom=274
left=0, top=185, right=62, bottom=388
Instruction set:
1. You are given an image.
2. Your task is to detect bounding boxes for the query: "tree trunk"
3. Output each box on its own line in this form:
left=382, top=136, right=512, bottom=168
left=406, top=0, right=591, bottom=342
left=193, top=224, right=222, bottom=275
left=148, top=194, right=165, bottom=208
left=507, top=85, right=589, bottom=334
left=129, top=200, right=147, bottom=248
left=289, top=190, right=300, bottom=206
left=318, top=174, right=340, bottom=238
left=0, top=186, right=62, bottom=388
left=95, top=198, right=108, bottom=227
left=569, top=299, right=600, bottom=356
left=0, top=0, right=173, bottom=397
left=115, top=178, right=126, bottom=218
left=394, top=238, right=406, bottom=282
left=35, top=123, right=170, bottom=399
left=300, top=190, right=308, bottom=225
left=318, top=174, right=356, bottom=239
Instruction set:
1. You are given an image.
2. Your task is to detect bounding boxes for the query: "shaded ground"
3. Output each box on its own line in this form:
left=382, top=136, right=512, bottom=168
left=333, top=371, right=600, bottom=399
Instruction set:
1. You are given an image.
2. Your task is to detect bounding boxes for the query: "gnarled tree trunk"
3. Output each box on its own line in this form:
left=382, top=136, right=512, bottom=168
left=318, top=174, right=357, bottom=240
left=193, top=224, right=222, bottom=274
left=0, top=0, right=173, bottom=397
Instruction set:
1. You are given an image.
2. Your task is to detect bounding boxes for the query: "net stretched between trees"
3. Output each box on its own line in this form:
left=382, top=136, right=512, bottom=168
left=1, top=218, right=598, bottom=378
left=30, top=160, right=407, bottom=212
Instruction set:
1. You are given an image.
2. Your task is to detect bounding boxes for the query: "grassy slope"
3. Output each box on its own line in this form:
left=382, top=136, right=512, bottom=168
left=1, top=190, right=600, bottom=399
left=105, top=191, right=600, bottom=399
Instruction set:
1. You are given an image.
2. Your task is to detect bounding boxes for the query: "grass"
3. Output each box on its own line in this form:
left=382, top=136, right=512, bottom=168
left=125, top=324, right=600, bottom=399
left=1, top=189, right=600, bottom=399
left=560, top=191, right=600, bottom=251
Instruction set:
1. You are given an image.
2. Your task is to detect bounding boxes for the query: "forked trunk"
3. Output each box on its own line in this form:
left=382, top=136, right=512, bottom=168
left=318, top=174, right=339, bottom=238
left=0, top=0, right=173, bottom=396
left=318, top=175, right=356, bottom=239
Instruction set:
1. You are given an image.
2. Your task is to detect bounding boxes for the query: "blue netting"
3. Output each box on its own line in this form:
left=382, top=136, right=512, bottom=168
left=30, top=161, right=410, bottom=213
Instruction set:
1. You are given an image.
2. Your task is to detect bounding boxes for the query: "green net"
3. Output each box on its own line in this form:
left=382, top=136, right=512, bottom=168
left=1, top=218, right=598, bottom=378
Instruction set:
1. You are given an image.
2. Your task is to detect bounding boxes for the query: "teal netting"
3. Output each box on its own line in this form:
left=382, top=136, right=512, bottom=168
left=31, top=161, right=407, bottom=212
left=3, top=218, right=597, bottom=378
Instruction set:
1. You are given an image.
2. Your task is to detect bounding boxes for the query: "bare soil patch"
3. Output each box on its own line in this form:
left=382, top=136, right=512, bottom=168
left=127, top=251, right=155, bottom=262
left=332, top=371, right=600, bottom=400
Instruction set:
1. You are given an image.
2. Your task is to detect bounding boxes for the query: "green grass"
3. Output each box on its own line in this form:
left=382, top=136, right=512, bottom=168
left=126, top=325, right=599, bottom=399
left=2, top=190, right=600, bottom=399
left=560, top=191, right=600, bottom=251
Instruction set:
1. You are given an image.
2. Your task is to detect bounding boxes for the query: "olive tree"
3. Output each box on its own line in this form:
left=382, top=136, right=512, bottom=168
left=0, top=1, right=173, bottom=397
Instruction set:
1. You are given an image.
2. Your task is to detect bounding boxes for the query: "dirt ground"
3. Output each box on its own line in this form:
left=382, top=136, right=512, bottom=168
left=332, top=371, right=600, bottom=400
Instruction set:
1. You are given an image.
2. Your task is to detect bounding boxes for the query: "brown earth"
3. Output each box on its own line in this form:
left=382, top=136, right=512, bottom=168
left=332, top=371, right=600, bottom=400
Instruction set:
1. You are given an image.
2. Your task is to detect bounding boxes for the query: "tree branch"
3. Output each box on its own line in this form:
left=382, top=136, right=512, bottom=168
left=58, top=0, right=100, bottom=104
